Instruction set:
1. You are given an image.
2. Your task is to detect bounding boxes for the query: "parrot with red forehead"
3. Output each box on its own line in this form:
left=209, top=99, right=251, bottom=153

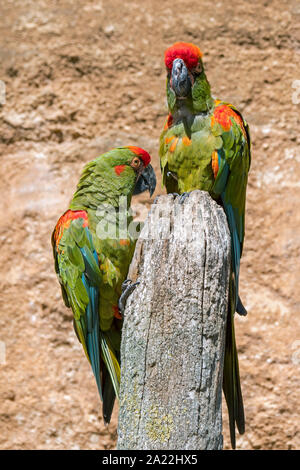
left=160, top=42, right=251, bottom=448
left=52, top=146, right=156, bottom=424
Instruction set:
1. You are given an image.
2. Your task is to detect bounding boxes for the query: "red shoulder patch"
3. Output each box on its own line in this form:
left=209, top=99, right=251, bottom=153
left=211, top=104, right=246, bottom=136
left=53, top=209, right=88, bottom=249
left=165, top=42, right=203, bottom=70
left=164, top=113, right=173, bottom=130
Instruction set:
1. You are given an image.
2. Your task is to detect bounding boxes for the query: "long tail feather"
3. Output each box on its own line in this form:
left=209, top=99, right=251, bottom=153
left=100, top=332, right=120, bottom=400
left=102, top=370, right=116, bottom=424
left=223, top=281, right=245, bottom=449
left=237, top=296, right=247, bottom=316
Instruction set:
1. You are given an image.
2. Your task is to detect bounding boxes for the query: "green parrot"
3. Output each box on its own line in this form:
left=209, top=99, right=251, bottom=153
left=51, top=146, right=156, bottom=424
left=159, top=42, right=251, bottom=448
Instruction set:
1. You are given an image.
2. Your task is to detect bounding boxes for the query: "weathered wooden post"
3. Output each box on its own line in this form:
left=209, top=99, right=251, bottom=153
left=117, top=190, right=231, bottom=450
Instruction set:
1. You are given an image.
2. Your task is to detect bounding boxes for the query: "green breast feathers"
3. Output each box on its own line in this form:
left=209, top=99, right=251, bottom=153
left=159, top=100, right=250, bottom=196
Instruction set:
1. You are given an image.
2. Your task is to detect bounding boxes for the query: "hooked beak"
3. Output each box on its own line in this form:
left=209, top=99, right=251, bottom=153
left=133, top=163, right=156, bottom=197
left=171, top=58, right=191, bottom=98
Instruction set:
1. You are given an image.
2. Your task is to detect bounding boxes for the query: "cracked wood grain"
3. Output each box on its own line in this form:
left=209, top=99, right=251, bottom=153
left=117, top=191, right=231, bottom=450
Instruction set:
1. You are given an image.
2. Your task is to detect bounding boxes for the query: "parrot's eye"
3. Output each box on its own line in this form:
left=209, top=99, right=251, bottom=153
left=130, top=157, right=142, bottom=170
left=193, top=62, right=203, bottom=75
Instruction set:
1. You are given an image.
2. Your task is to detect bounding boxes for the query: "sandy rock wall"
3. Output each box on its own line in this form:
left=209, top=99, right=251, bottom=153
left=0, top=0, right=299, bottom=449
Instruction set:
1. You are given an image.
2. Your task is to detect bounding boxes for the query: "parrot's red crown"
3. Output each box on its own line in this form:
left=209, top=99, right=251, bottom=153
left=164, top=42, right=203, bottom=70
left=127, top=146, right=151, bottom=167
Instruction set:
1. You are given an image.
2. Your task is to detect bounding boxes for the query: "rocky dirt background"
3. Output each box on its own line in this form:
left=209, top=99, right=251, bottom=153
left=0, top=0, right=299, bottom=450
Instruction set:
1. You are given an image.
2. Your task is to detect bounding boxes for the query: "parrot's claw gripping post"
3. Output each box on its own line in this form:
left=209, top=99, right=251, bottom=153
left=118, top=279, right=140, bottom=318
left=178, top=192, right=190, bottom=204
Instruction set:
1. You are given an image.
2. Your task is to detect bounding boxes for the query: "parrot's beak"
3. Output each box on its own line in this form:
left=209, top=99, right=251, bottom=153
left=171, top=58, right=191, bottom=98
left=133, top=163, right=156, bottom=197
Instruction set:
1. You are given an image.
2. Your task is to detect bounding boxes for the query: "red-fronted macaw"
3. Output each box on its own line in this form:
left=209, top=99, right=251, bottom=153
left=159, top=42, right=251, bottom=448
left=52, top=146, right=156, bottom=423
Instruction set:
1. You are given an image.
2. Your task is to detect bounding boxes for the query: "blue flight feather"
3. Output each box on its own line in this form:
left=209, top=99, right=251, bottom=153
left=81, top=240, right=102, bottom=400
left=221, top=195, right=241, bottom=310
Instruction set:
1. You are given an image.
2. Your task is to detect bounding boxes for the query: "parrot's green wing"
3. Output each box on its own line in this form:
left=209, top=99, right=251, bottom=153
left=211, top=102, right=251, bottom=448
left=211, top=102, right=251, bottom=309
left=52, top=210, right=121, bottom=406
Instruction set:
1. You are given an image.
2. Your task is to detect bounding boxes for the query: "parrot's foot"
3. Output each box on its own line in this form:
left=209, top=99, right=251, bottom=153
left=167, top=171, right=178, bottom=182
left=118, top=279, right=140, bottom=317
left=236, top=296, right=247, bottom=316
left=178, top=192, right=190, bottom=204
